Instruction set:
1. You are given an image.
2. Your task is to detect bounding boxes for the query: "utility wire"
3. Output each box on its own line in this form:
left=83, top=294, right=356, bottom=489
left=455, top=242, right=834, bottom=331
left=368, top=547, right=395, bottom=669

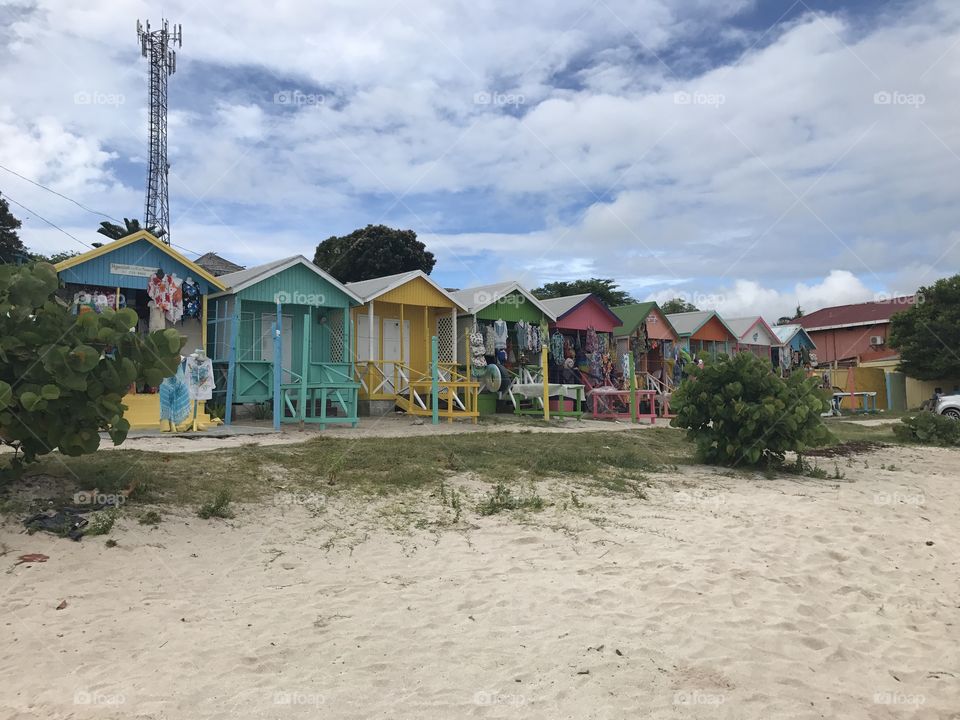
left=2, top=193, right=93, bottom=250
left=0, top=162, right=120, bottom=222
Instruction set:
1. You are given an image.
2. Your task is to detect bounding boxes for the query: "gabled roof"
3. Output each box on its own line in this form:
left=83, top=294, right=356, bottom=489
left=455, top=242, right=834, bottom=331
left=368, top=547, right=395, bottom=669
left=54, top=230, right=226, bottom=290
left=346, top=270, right=466, bottom=310
left=540, top=293, right=622, bottom=326
left=726, top=316, right=778, bottom=344
left=451, top=280, right=556, bottom=320
left=210, top=255, right=362, bottom=303
left=611, top=301, right=674, bottom=337
left=195, top=251, right=244, bottom=277
left=773, top=323, right=816, bottom=348
left=665, top=310, right=736, bottom=338
left=796, top=297, right=916, bottom=331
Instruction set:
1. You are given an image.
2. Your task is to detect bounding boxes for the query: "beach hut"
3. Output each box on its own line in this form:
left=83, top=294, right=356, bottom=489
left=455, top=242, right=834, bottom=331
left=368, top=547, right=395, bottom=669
left=54, top=230, right=226, bottom=429
left=347, top=270, right=478, bottom=420
left=612, top=302, right=679, bottom=381
left=207, top=256, right=363, bottom=427
left=451, top=281, right=556, bottom=370
left=726, top=316, right=779, bottom=367
left=540, top=294, right=623, bottom=386
left=772, top=324, right=817, bottom=373
left=666, top=310, right=738, bottom=359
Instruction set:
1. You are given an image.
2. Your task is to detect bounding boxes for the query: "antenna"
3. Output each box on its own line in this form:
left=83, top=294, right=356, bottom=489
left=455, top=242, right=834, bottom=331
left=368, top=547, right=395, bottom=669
left=136, top=18, right=182, bottom=244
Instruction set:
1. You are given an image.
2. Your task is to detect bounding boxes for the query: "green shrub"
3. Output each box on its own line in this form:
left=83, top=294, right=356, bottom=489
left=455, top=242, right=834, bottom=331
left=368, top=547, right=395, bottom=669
left=197, top=489, right=234, bottom=519
left=892, top=412, right=960, bottom=446
left=670, top=352, right=830, bottom=466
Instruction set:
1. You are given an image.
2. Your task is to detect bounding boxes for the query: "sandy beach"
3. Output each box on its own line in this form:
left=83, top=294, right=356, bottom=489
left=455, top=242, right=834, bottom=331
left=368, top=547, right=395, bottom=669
left=1, top=438, right=958, bottom=719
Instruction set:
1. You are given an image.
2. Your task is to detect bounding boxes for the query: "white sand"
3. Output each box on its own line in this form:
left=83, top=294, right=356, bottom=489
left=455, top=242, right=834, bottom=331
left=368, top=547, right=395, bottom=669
left=2, top=444, right=959, bottom=719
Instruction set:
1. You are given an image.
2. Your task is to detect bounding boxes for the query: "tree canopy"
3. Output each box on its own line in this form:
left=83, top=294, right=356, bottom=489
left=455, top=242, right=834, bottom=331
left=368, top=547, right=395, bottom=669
left=0, top=192, right=26, bottom=263
left=0, top=262, right=184, bottom=479
left=532, top=278, right=633, bottom=307
left=660, top=297, right=699, bottom=314
left=313, top=225, right=435, bottom=283
left=889, top=276, right=960, bottom=381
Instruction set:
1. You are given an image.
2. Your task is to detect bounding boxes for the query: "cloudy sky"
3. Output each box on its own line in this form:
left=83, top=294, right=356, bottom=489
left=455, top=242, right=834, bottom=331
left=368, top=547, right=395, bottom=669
left=1, top=0, right=957, bottom=320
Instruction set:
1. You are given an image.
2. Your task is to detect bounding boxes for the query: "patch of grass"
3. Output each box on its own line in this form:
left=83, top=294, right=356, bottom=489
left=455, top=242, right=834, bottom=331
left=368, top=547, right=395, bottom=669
left=85, top=508, right=119, bottom=536
left=477, top=482, right=544, bottom=516
left=596, top=474, right=649, bottom=498
left=16, top=429, right=691, bottom=510
left=197, top=489, right=234, bottom=519
left=139, top=510, right=162, bottom=526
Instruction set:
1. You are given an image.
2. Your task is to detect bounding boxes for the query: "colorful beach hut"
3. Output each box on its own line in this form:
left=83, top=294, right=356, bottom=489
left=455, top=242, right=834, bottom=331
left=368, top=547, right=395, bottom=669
left=666, top=310, right=738, bottom=359
left=207, top=255, right=363, bottom=427
left=54, top=230, right=226, bottom=429
left=727, top=316, right=779, bottom=367
left=612, top=302, right=679, bottom=381
left=347, top=270, right=478, bottom=420
left=772, top=324, right=817, bottom=372
left=540, top=293, right=622, bottom=386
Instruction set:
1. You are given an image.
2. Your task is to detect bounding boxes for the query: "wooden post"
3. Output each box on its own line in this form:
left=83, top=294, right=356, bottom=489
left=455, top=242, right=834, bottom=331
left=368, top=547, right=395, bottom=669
left=542, top=341, right=550, bottom=421
left=629, top=356, right=637, bottom=423
left=431, top=335, right=439, bottom=425
left=201, top=294, right=208, bottom=348
left=272, top=302, right=282, bottom=431
left=300, top=312, right=310, bottom=423
left=224, top=302, right=239, bottom=426
left=450, top=307, right=458, bottom=364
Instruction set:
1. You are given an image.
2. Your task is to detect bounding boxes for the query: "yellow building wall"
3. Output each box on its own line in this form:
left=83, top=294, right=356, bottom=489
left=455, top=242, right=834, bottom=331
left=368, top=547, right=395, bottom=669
left=377, top=276, right=456, bottom=308
left=826, top=367, right=888, bottom=410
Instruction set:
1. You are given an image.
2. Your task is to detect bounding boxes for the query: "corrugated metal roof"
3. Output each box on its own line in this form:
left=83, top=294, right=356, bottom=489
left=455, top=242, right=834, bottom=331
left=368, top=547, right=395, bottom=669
left=194, top=252, right=244, bottom=277
left=217, top=256, right=298, bottom=290
left=772, top=324, right=802, bottom=344
left=450, top=281, right=556, bottom=319
left=665, top=310, right=716, bottom=336
left=611, top=302, right=657, bottom=335
left=345, top=270, right=422, bottom=300
left=796, top=297, right=916, bottom=330
left=212, top=255, right=362, bottom=303
left=539, top=293, right=591, bottom=317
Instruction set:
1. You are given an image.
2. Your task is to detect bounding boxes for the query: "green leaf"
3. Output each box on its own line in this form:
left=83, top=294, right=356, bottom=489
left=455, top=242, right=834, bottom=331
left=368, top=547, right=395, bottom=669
left=40, top=384, right=60, bottom=400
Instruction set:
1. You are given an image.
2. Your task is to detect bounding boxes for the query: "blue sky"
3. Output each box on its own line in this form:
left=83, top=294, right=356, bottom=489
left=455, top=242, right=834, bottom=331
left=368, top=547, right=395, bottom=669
left=1, top=0, right=958, bottom=319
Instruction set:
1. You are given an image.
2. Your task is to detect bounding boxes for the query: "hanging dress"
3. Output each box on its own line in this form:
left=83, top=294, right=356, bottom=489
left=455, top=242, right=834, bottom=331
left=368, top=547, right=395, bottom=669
left=159, top=362, right=191, bottom=424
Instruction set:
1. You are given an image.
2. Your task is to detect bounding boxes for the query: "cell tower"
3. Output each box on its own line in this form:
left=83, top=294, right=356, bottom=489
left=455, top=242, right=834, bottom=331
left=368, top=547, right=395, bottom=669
left=136, top=19, right=182, bottom=244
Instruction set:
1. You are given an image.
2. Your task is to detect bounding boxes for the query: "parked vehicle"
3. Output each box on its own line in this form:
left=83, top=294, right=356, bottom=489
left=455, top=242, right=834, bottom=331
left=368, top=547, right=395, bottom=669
left=935, top=393, right=960, bottom=419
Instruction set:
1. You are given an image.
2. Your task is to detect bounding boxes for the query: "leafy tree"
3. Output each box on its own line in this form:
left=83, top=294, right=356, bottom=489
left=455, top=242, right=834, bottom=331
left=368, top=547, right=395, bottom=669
left=313, top=224, right=435, bottom=283
left=532, top=278, right=634, bottom=307
left=30, top=250, right=80, bottom=265
left=0, top=263, right=184, bottom=479
left=776, top=305, right=804, bottom=325
left=660, top=297, right=699, bottom=314
left=97, top=218, right=164, bottom=240
left=0, top=192, right=26, bottom=263
left=889, top=276, right=960, bottom=380
left=670, top=352, right=830, bottom=466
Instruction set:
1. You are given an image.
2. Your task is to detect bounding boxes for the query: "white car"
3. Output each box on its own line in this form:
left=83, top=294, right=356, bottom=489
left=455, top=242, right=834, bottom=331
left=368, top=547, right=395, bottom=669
left=935, top=394, right=960, bottom=419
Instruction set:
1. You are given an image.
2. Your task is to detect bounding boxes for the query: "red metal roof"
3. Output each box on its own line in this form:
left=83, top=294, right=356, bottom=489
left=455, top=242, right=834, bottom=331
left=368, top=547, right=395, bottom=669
left=796, top=296, right=915, bottom=330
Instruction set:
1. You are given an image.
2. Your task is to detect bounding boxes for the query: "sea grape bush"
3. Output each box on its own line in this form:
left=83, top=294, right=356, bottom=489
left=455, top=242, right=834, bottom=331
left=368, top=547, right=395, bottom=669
left=892, top=412, right=960, bottom=446
left=670, top=351, right=830, bottom=466
left=0, top=262, right=184, bottom=479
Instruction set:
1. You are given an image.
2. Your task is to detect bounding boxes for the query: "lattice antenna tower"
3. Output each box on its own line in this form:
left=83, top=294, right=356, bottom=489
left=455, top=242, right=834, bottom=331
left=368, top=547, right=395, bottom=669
left=136, top=19, right=182, bottom=244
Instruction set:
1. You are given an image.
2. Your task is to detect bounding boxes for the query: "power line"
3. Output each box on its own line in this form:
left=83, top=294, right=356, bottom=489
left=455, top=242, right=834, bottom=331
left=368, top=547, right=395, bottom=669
left=0, top=162, right=121, bottom=222
left=2, top=193, right=93, bottom=250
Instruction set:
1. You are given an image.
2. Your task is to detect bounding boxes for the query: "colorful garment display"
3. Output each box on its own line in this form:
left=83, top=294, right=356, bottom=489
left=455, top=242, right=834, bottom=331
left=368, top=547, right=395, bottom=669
left=184, top=354, right=215, bottom=400
left=493, top=319, right=508, bottom=350
left=470, top=331, right=488, bottom=370
left=147, top=272, right=184, bottom=324
left=550, top=331, right=564, bottom=365
left=484, top=325, right=495, bottom=355
left=182, top=279, right=202, bottom=320
left=147, top=301, right=165, bottom=333
left=515, top=320, right=528, bottom=351
left=159, top=363, right=191, bottom=425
